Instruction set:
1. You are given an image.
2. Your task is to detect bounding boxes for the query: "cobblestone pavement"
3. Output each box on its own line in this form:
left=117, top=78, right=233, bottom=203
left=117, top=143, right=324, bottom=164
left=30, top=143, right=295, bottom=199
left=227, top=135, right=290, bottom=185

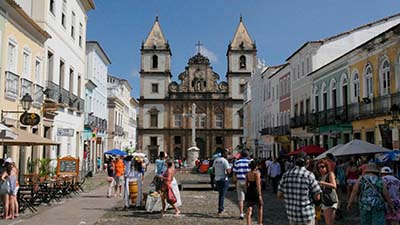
left=95, top=168, right=361, bottom=225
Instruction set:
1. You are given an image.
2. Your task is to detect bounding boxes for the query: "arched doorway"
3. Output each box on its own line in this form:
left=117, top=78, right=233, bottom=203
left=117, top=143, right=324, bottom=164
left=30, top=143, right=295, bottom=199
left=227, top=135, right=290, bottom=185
left=195, top=137, right=206, bottom=159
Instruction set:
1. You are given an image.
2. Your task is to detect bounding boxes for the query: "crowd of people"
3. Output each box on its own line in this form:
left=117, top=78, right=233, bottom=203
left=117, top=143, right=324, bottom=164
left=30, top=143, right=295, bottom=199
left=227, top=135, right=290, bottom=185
left=102, top=149, right=399, bottom=225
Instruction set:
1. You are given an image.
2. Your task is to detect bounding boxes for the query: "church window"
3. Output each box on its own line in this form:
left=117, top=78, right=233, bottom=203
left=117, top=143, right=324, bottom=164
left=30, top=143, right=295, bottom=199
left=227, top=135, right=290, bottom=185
left=174, top=114, right=182, bottom=127
left=240, top=83, right=245, bottom=94
left=151, top=83, right=159, bottom=93
left=239, top=55, right=246, bottom=69
left=152, top=55, right=158, bottom=69
left=196, top=117, right=206, bottom=128
left=149, top=107, right=159, bottom=127
left=216, top=136, right=224, bottom=145
left=380, top=59, right=390, bottom=95
left=216, top=114, right=224, bottom=128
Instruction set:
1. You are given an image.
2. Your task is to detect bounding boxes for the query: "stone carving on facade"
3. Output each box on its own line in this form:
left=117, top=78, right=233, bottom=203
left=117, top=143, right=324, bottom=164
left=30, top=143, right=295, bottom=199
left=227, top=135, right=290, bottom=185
left=169, top=54, right=229, bottom=94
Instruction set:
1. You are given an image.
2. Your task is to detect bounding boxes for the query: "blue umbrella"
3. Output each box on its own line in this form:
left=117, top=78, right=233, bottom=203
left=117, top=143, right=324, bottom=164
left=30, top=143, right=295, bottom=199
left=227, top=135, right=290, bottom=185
left=104, top=149, right=127, bottom=156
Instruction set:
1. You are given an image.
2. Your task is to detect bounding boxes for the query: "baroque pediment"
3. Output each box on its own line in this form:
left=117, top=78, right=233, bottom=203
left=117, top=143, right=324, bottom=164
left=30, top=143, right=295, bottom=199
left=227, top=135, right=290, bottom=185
left=168, top=53, right=229, bottom=93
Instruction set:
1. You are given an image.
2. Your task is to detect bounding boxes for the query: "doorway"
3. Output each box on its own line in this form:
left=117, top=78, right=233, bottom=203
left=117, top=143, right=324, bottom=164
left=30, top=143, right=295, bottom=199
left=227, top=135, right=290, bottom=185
left=195, top=137, right=206, bottom=159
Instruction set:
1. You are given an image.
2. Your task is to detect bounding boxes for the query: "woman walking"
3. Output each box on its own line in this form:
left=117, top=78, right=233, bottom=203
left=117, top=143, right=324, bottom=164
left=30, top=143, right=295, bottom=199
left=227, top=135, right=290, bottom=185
left=347, top=163, right=394, bottom=225
left=317, top=159, right=338, bottom=225
left=160, top=159, right=180, bottom=217
left=381, top=166, right=400, bottom=225
left=245, top=160, right=263, bottom=225
left=346, top=161, right=359, bottom=201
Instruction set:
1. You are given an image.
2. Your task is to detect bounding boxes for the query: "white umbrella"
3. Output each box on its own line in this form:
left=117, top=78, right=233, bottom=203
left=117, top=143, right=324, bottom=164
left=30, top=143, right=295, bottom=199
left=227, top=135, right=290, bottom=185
left=0, top=124, right=17, bottom=140
left=132, top=152, right=146, bottom=158
left=334, top=139, right=391, bottom=156
left=315, top=144, right=344, bottom=160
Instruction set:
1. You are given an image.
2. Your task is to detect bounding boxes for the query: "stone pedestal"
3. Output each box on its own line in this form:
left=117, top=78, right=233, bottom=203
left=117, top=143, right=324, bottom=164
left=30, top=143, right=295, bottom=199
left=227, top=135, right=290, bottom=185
left=187, top=146, right=200, bottom=168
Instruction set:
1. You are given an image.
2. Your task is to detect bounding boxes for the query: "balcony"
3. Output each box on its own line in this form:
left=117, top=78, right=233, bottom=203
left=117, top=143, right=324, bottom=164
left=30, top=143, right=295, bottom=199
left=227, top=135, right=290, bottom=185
left=45, top=81, right=84, bottom=111
left=5, top=71, right=19, bottom=100
left=114, top=125, right=124, bottom=136
left=33, top=84, right=44, bottom=107
left=84, top=114, right=107, bottom=131
left=20, top=78, right=33, bottom=98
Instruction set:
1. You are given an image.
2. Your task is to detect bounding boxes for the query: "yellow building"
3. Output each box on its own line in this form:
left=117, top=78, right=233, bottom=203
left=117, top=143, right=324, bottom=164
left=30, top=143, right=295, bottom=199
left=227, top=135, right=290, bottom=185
left=0, top=0, right=50, bottom=173
left=349, top=24, right=400, bottom=148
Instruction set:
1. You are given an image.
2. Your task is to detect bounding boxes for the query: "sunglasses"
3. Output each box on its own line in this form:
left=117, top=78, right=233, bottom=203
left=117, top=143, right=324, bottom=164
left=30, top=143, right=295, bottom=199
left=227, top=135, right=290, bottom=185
left=318, top=165, right=326, bottom=169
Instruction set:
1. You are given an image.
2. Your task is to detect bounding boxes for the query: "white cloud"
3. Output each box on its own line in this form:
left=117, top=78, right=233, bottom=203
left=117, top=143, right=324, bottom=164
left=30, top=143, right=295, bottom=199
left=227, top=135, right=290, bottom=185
left=197, top=46, right=218, bottom=64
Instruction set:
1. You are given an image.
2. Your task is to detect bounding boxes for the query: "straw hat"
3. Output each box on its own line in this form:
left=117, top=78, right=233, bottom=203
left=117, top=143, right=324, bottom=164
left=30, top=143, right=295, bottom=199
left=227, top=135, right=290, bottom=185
left=364, top=163, right=380, bottom=174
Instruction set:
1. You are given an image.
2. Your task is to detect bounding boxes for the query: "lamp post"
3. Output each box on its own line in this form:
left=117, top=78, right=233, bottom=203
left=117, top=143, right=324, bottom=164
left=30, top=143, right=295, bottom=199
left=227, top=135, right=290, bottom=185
left=1, top=93, right=34, bottom=122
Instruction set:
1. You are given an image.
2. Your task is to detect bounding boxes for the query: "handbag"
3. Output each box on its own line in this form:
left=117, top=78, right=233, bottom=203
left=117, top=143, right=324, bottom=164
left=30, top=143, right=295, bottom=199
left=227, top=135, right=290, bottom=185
left=167, top=187, right=177, bottom=204
left=322, top=174, right=338, bottom=206
left=0, top=180, right=8, bottom=195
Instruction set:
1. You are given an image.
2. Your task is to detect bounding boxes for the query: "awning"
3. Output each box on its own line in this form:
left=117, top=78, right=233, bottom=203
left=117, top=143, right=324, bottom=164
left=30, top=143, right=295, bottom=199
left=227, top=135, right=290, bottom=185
left=0, top=127, right=59, bottom=146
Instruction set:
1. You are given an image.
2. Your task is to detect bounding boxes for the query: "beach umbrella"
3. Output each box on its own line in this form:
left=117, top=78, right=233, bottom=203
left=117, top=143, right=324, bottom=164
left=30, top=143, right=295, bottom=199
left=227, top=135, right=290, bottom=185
left=104, top=149, right=127, bottom=156
left=315, top=144, right=344, bottom=160
left=334, top=139, right=390, bottom=156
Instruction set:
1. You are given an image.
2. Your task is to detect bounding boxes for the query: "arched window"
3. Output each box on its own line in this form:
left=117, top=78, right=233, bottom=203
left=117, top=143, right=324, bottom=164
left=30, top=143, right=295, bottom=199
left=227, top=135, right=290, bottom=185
left=364, top=64, right=373, bottom=97
left=152, top=55, right=158, bottom=69
left=330, top=79, right=337, bottom=109
left=321, top=82, right=327, bottom=111
left=340, top=73, right=349, bottom=106
left=381, top=59, right=390, bottom=95
left=239, top=55, right=246, bottom=69
left=314, top=86, right=319, bottom=112
left=352, top=71, right=360, bottom=103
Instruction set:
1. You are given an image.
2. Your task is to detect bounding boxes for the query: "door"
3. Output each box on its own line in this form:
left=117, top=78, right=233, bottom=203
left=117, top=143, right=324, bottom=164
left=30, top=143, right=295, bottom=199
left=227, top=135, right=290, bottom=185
left=195, top=137, right=206, bottom=159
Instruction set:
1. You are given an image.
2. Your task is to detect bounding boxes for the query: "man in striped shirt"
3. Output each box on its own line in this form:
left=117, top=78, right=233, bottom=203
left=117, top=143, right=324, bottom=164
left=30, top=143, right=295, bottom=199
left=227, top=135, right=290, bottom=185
left=232, top=150, right=251, bottom=220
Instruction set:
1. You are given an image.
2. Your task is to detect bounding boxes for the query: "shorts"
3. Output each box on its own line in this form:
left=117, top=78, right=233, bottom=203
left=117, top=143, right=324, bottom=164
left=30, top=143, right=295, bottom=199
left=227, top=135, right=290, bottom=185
left=13, top=186, right=19, bottom=196
left=236, top=181, right=246, bottom=201
left=347, top=179, right=357, bottom=186
left=322, top=202, right=338, bottom=210
left=114, top=176, right=125, bottom=186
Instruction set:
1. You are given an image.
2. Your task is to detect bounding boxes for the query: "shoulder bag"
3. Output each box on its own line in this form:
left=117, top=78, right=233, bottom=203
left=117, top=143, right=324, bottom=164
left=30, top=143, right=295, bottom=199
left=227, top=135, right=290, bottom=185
left=0, top=180, right=8, bottom=195
left=322, top=173, right=338, bottom=206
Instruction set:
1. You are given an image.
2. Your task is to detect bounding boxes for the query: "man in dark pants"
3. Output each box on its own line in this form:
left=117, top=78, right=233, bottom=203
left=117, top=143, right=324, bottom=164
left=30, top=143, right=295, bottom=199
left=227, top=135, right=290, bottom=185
left=268, top=157, right=281, bottom=194
left=213, top=149, right=231, bottom=215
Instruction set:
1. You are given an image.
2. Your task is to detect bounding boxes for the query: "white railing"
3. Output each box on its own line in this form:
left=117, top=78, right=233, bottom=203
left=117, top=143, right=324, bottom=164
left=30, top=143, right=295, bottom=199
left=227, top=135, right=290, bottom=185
left=21, top=78, right=33, bottom=97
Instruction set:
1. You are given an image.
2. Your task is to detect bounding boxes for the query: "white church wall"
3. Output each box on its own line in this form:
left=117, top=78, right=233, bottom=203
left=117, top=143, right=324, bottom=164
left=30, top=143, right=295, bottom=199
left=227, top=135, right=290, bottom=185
left=143, top=104, right=165, bottom=129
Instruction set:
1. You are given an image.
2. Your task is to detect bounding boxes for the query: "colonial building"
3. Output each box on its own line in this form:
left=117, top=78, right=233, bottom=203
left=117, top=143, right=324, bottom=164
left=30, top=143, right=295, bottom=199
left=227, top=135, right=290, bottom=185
left=290, top=13, right=400, bottom=151
left=138, top=17, right=255, bottom=161
left=0, top=0, right=50, bottom=174
left=84, top=41, right=111, bottom=173
left=107, top=75, right=135, bottom=151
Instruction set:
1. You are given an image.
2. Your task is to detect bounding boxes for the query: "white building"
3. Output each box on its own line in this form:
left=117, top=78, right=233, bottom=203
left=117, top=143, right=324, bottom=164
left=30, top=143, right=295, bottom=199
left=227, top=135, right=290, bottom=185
left=107, top=75, right=135, bottom=151
left=16, top=0, right=95, bottom=164
left=84, top=41, right=111, bottom=173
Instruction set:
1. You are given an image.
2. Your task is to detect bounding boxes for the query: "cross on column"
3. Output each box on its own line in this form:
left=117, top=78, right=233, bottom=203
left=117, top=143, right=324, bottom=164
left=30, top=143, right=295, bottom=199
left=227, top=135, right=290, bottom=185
left=183, top=103, right=206, bottom=147
left=195, top=41, right=203, bottom=54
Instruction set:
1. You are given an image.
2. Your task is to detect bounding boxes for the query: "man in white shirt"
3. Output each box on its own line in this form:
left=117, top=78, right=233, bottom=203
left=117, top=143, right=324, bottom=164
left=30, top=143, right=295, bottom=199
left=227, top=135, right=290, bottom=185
left=268, top=157, right=281, bottom=194
left=213, top=149, right=231, bottom=215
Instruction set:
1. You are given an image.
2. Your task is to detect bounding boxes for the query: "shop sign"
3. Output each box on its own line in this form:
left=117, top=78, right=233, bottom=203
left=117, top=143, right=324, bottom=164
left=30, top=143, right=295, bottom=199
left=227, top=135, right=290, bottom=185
left=57, top=128, right=74, bottom=137
left=20, top=112, right=40, bottom=126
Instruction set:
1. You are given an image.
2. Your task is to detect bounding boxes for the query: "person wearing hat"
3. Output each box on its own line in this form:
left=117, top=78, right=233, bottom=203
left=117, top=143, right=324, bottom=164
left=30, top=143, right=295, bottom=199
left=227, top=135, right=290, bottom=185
left=381, top=166, right=400, bottom=225
left=347, top=163, right=395, bottom=225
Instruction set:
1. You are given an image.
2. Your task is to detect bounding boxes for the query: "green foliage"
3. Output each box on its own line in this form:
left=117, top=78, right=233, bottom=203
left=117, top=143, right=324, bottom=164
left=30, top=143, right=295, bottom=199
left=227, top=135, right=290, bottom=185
left=38, top=158, right=51, bottom=177
left=27, top=157, right=37, bottom=174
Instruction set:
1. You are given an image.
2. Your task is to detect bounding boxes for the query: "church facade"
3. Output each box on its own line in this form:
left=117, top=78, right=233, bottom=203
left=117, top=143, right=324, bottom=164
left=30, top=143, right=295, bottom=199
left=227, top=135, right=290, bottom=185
left=138, top=17, right=256, bottom=161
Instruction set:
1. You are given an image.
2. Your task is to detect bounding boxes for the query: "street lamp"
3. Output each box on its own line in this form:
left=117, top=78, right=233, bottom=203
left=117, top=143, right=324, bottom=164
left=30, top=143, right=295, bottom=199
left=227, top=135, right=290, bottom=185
left=21, top=93, right=33, bottom=111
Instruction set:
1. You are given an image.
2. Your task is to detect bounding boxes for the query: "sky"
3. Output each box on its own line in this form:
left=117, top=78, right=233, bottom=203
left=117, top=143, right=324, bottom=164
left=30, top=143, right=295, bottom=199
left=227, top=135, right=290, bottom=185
left=86, top=0, right=400, bottom=98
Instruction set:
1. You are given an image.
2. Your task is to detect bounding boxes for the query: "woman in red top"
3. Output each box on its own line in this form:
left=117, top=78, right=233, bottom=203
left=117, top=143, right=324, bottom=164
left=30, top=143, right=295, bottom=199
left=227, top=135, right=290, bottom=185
left=160, top=160, right=180, bottom=217
left=345, top=161, right=359, bottom=201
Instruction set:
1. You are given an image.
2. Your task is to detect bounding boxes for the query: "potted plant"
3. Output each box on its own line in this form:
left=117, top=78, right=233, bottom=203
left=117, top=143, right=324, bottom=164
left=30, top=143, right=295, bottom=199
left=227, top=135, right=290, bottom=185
left=38, top=158, right=51, bottom=182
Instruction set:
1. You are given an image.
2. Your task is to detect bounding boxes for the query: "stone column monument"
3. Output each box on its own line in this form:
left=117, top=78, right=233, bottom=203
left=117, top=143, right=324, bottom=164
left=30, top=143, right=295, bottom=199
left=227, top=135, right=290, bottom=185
left=184, top=103, right=205, bottom=167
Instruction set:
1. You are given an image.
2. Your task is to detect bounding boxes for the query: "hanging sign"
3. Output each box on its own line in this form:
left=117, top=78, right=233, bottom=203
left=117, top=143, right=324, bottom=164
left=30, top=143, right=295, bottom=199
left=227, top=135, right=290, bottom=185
left=20, top=112, right=40, bottom=126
